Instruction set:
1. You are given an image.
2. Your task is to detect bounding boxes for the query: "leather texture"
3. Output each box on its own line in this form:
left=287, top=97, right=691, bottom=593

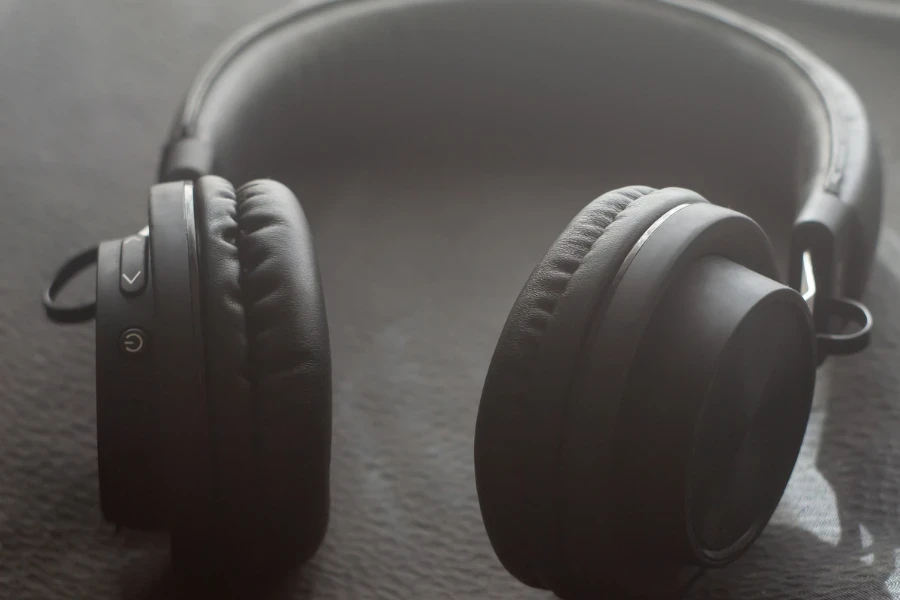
left=186, top=176, right=331, bottom=573
left=475, top=186, right=709, bottom=592
left=2, top=1, right=900, bottom=599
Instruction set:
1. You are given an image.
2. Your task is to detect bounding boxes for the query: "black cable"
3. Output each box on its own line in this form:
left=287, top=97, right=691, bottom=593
left=42, top=246, right=99, bottom=324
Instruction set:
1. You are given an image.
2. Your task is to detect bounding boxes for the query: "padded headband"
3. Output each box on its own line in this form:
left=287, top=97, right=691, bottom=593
left=158, top=0, right=882, bottom=309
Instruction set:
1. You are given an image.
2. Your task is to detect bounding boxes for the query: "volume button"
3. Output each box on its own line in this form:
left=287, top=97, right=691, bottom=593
left=120, top=235, right=147, bottom=296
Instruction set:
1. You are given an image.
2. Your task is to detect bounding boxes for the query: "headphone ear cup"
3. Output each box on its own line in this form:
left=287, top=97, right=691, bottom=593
left=474, top=186, right=707, bottom=590
left=477, top=187, right=816, bottom=599
left=177, top=176, right=331, bottom=573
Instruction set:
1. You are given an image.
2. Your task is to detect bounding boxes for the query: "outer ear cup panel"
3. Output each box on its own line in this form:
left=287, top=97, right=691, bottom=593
left=194, top=176, right=332, bottom=568
left=475, top=186, right=708, bottom=590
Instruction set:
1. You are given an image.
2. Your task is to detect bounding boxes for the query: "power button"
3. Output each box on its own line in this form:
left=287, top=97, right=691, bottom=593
left=119, top=328, right=149, bottom=357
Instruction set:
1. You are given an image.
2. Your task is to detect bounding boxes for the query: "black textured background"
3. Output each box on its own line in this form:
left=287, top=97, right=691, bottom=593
left=1, top=1, right=900, bottom=599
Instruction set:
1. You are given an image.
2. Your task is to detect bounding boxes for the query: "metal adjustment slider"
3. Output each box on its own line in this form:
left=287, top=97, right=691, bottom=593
left=801, top=250, right=873, bottom=360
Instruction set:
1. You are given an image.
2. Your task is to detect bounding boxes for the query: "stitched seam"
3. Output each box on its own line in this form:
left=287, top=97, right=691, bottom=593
left=232, top=184, right=263, bottom=557
left=219, top=200, right=252, bottom=390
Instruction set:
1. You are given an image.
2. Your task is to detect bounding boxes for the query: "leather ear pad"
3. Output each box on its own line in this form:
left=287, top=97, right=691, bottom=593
left=474, top=186, right=707, bottom=588
left=191, top=176, right=331, bottom=569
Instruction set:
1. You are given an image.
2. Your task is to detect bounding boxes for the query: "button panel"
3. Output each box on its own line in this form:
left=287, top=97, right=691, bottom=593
left=120, top=235, right=147, bottom=295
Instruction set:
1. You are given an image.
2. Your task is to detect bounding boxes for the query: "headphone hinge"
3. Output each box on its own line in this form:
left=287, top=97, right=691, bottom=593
left=800, top=248, right=873, bottom=363
left=158, top=136, right=213, bottom=183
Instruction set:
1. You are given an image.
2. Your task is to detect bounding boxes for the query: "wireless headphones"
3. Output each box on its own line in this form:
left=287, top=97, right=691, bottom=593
left=43, top=0, right=881, bottom=597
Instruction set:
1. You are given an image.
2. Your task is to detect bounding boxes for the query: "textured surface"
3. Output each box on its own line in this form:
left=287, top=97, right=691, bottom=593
left=1, top=2, right=900, bottom=600
left=475, top=186, right=711, bottom=595
left=186, top=177, right=331, bottom=570
left=475, top=185, right=655, bottom=588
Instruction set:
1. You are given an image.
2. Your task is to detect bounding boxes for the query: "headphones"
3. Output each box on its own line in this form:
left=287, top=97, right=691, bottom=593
left=43, top=0, right=882, bottom=597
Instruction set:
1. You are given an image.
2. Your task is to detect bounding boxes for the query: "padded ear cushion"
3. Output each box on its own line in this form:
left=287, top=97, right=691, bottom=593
left=474, top=186, right=707, bottom=589
left=190, top=175, right=331, bottom=570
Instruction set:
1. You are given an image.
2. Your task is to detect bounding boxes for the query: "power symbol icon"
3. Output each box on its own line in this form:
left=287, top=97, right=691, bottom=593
left=119, top=328, right=149, bottom=357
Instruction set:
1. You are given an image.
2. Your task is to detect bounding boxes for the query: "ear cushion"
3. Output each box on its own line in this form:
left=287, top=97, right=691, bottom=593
left=474, top=186, right=707, bottom=589
left=190, top=175, right=331, bottom=570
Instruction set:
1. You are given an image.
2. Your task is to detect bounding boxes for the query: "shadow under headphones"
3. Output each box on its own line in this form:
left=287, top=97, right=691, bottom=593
left=43, top=0, right=882, bottom=597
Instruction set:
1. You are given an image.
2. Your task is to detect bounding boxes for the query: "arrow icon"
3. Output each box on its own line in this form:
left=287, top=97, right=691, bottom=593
left=122, top=271, right=141, bottom=285
left=124, top=236, right=142, bottom=245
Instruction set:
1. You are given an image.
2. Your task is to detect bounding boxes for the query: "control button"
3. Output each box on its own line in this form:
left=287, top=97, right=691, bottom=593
left=119, top=328, right=149, bottom=357
left=120, top=235, right=147, bottom=296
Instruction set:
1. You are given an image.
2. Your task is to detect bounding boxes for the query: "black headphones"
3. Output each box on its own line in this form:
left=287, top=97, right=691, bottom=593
left=43, top=0, right=881, bottom=597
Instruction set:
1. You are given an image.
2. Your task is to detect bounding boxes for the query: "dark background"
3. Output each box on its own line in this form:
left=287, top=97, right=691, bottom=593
left=1, top=1, right=899, bottom=598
